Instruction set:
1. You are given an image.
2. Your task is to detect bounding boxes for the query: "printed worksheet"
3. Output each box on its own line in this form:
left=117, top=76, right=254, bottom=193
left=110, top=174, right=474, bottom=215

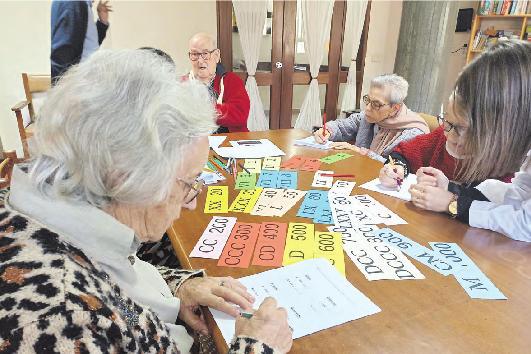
left=210, top=258, right=381, bottom=344
left=359, top=175, right=417, bottom=201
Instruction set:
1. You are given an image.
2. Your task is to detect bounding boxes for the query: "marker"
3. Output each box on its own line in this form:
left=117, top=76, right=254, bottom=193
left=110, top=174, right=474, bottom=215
left=320, top=174, right=356, bottom=178
left=241, top=312, right=253, bottom=319
left=213, top=157, right=231, bottom=173
left=239, top=163, right=251, bottom=174
left=388, top=157, right=402, bottom=190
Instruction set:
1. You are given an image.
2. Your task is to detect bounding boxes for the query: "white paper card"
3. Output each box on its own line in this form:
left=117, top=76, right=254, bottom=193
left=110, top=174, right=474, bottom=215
left=312, top=170, right=334, bottom=188
left=210, top=258, right=381, bottom=345
left=329, top=180, right=356, bottom=195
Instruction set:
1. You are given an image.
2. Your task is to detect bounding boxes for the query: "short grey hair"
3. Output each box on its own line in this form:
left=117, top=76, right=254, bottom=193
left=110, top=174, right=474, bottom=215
left=370, top=73, right=409, bottom=105
left=189, top=33, right=217, bottom=50
left=30, top=49, right=218, bottom=208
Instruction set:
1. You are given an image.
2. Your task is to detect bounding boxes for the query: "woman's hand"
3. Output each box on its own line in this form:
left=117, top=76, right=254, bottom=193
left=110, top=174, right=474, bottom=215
left=379, top=164, right=404, bottom=188
left=409, top=183, right=455, bottom=212
left=235, top=297, right=293, bottom=353
left=329, top=142, right=361, bottom=152
left=175, top=276, right=255, bottom=335
left=314, top=128, right=331, bottom=144
left=416, top=167, right=449, bottom=191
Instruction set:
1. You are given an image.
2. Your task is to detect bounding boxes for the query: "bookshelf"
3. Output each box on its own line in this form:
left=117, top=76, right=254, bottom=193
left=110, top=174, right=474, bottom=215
left=466, top=2, right=530, bottom=63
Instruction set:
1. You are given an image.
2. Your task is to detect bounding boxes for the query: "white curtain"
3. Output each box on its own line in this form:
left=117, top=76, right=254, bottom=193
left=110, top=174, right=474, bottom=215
left=233, top=0, right=269, bottom=132
left=294, top=0, right=334, bottom=132
left=338, top=1, right=368, bottom=120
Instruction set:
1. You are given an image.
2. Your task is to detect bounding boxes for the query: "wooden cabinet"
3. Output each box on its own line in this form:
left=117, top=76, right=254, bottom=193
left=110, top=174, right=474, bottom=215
left=466, top=2, right=530, bottom=63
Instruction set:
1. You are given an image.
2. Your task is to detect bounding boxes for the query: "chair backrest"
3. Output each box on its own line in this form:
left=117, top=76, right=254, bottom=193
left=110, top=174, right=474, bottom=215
left=416, top=112, right=439, bottom=132
left=0, top=150, right=18, bottom=189
left=22, top=73, right=51, bottom=120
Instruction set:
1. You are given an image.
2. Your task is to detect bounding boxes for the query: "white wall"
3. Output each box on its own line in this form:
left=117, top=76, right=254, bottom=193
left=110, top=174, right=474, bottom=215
left=0, top=1, right=216, bottom=158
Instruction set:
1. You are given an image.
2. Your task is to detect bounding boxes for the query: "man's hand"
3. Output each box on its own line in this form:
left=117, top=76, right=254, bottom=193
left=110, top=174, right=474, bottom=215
left=97, top=1, right=113, bottom=24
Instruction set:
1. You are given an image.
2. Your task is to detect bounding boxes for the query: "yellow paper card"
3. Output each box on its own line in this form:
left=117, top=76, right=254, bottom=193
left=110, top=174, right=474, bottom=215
left=204, top=186, right=229, bottom=214
left=228, top=188, right=264, bottom=213
left=314, top=253, right=346, bottom=277
left=313, top=232, right=343, bottom=256
left=262, top=157, right=281, bottom=171
left=244, top=159, right=262, bottom=173
left=282, top=223, right=314, bottom=266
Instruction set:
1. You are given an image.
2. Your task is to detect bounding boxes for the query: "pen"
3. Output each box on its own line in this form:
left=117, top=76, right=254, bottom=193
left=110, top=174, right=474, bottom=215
left=214, top=154, right=227, bottom=162
left=213, top=156, right=231, bottom=173
left=388, top=157, right=402, bottom=190
left=241, top=312, right=253, bottom=319
left=323, top=113, right=327, bottom=135
left=239, top=163, right=251, bottom=174
left=320, top=174, right=356, bottom=178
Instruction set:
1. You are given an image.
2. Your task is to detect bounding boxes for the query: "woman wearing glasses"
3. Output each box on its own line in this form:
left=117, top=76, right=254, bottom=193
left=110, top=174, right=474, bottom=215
left=0, top=50, right=292, bottom=353
left=313, top=73, right=430, bottom=161
left=378, top=93, right=513, bottom=189
left=409, top=40, right=531, bottom=241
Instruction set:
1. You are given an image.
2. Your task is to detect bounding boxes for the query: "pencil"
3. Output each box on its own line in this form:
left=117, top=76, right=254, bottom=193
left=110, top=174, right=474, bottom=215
left=238, top=163, right=251, bottom=174
left=206, top=160, right=218, bottom=172
left=321, top=174, right=355, bottom=178
left=213, top=157, right=230, bottom=173
left=209, top=158, right=225, bottom=172
left=388, top=157, right=402, bottom=190
left=203, top=168, right=215, bottom=173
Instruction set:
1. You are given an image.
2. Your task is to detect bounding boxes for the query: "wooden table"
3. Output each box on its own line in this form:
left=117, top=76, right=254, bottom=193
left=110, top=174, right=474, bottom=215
left=169, top=129, right=531, bottom=354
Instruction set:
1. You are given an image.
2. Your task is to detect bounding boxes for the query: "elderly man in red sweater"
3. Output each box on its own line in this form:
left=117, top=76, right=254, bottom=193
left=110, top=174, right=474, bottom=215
left=187, top=33, right=250, bottom=133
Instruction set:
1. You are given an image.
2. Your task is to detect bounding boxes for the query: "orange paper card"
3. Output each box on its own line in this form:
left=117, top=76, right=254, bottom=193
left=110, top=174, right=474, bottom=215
left=256, top=222, right=288, bottom=244
left=252, top=222, right=288, bottom=267
left=218, top=222, right=261, bottom=268
left=300, top=157, right=323, bottom=172
left=280, top=155, right=307, bottom=169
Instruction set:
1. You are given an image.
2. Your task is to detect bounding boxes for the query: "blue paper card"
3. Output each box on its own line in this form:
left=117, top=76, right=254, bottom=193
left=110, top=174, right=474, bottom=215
left=296, top=190, right=328, bottom=218
left=429, top=242, right=506, bottom=300
left=256, top=170, right=279, bottom=188
left=276, top=171, right=297, bottom=189
left=375, top=228, right=455, bottom=276
left=313, top=202, right=333, bottom=224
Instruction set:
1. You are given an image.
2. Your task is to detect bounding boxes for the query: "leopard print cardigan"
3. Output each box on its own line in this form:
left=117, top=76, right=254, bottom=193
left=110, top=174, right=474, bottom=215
left=0, top=188, right=278, bottom=354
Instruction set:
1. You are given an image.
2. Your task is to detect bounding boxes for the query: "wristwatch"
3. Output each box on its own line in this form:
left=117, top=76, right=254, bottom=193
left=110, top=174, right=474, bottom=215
left=448, top=194, right=459, bottom=217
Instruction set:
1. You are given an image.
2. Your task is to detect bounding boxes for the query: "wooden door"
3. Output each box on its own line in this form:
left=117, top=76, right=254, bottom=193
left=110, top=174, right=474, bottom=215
left=217, top=0, right=370, bottom=130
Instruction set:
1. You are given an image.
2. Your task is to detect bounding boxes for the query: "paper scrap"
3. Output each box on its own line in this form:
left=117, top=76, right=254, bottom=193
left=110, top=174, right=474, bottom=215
left=359, top=175, right=418, bottom=202
left=204, top=186, right=229, bottom=213
left=217, top=222, right=261, bottom=268
left=300, top=157, right=323, bottom=172
left=319, top=152, right=353, bottom=164
left=244, top=159, right=262, bottom=173
left=234, top=173, right=257, bottom=190
left=312, top=170, right=334, bottom=188
left=283, top=223, right=315, bottom=266
left=262, top=157, right=281, bottom=171
left=229, top=188, right=263, bottom=213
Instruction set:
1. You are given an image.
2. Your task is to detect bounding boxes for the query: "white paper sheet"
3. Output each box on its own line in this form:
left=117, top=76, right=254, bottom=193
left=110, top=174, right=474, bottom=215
left=208, top=135, right=227, bottom=148
left=210, top=258, right=381, bottom=345
left=293, top=136, right=333, bottom=150
left=358, top=175, right=418, bottom=201
left=214, top=139, right=286, bottom=158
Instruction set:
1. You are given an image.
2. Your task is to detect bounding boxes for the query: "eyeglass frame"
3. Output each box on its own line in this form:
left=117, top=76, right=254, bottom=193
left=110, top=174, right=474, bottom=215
left=437, top=113, right=467, bottom=137
left=362, top=95, right=394, bottom=111
left=188, top=49, right=217, bottom=61
left=176, top=178, right=205, bottom=203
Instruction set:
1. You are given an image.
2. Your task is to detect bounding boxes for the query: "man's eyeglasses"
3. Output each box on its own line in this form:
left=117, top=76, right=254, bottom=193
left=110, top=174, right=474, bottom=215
left=176, top=178, right=205, bottom=203
left=363, top=95, right=392, bottom=110
left=437, top=113, right=467, bottom=137
left=188, top=49, right=216, bottom=61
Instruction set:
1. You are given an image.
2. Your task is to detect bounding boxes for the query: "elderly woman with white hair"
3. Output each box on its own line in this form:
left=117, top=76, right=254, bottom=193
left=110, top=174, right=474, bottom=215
left=314, top=73, right=430, bottom=163
left=0, top=50, right=292, bottom=354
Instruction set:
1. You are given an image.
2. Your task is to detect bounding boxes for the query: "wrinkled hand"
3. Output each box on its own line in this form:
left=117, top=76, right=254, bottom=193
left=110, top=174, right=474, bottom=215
left=175, top=276, right=255, bottom=335
left=97, top=1, right=113, bottom=24
left=379, top=164, right=404, bottom=188
left=314, top=128, right=331, bottom=144
left=409, top=183, right=455, bottom=212
left=416, top=167, right=449, bottom=191
left=235, top=297, right=293, bottom=353
left=329, top=142, right=361, bottom=152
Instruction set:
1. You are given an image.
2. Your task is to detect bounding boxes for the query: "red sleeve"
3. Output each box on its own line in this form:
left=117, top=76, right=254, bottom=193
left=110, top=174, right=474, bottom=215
left=393, top=128, right=446, bottom=174
left=215, top=72, right=250, bottom=132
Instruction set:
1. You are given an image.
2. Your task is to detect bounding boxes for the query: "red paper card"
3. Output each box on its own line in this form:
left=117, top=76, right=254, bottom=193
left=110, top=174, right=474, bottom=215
left=251, top=222, right=287, bottom=267
left=217, top=222, right=261, bottom=268
left=300, top=158, right=323, bottom=172
left=251, top=241, right=285, bottom=267
left=280, top=155, right=307, bottom=169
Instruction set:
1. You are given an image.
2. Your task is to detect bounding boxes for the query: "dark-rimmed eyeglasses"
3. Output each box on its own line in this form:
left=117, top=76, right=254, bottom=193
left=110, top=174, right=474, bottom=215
left=176, top=178, right=205, bottom=203
left=363, top=95, right=393, bottom=110
left=188, top=49, right=216, bottom=61
left=437, top=113, right=467, bottom=137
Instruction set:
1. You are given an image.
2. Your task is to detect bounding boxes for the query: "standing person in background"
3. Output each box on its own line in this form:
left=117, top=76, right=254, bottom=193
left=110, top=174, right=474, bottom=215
left=313, top=73, right=430, bottom=162
left=51, top=1, right=112, bottom=85
left=187, top=33, right=250, bottom=133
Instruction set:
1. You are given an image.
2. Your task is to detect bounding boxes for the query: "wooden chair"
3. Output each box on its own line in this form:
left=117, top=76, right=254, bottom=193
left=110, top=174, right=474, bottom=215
left=0, top=151, right=18, bottom=189
left=416, top=112, right=439, bottom=132
left=11, top=73, right=51, bottom=159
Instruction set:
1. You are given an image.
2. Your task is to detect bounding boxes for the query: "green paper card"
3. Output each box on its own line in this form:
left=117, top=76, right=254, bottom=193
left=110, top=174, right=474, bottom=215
left=235, top=173, right=257, bottom=190
left=318, top=152, right=354, bottom=164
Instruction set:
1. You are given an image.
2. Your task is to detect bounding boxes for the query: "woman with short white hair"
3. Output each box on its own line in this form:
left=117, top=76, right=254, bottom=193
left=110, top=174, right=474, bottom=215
left=314, top=73, right=430, bottom=163
left=0, top=50, right=291, bottom=354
